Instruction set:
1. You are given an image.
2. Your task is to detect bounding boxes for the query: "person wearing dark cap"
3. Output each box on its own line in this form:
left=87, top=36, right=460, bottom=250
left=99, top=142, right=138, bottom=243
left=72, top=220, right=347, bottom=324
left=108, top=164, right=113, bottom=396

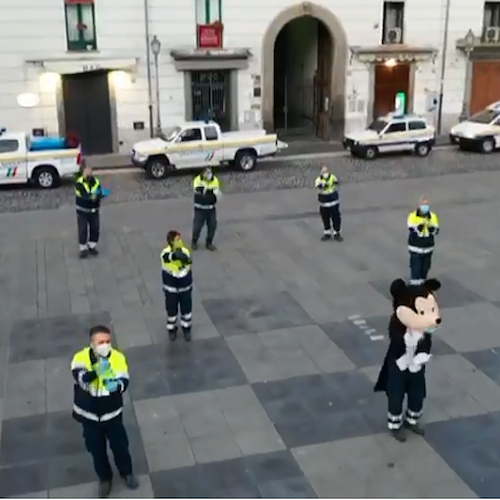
left=71, top=325, right=137, bottom=498
left=161, top=230, right=193, bottom=342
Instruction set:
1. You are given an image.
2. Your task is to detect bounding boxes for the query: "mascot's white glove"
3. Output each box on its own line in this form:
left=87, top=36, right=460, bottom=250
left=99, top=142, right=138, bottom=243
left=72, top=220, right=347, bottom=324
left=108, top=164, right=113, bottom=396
left=413, top=352, right=432, bottom=366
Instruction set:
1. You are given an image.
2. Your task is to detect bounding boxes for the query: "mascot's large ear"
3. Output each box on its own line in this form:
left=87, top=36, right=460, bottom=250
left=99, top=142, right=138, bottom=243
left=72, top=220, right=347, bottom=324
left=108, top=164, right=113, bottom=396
left=424, top=278, right=441, bottom=292
left=390, top=279, right=407, bottom=299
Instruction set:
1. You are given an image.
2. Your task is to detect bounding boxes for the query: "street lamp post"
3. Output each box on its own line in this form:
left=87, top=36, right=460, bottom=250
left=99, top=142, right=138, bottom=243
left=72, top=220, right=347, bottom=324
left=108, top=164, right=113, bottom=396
left=459, top=29, right=475, bottom=121
left=151, top=35, right=162, bottom=135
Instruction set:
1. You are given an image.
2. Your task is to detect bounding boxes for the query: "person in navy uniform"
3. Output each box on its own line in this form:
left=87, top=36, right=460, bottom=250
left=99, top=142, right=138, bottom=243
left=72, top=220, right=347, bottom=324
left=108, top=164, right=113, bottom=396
left=161, top=230, right=193, bottom=341
left=314, top=165, right=343, bottom=241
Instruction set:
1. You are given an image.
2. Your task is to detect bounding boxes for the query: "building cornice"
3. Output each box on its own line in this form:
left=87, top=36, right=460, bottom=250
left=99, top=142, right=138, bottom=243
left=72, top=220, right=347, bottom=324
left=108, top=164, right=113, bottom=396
left=350, top=44, right=438, bottom=63
left=456, top=36, right=500, bottom=58
left=169, top=48, right=251, bottom=71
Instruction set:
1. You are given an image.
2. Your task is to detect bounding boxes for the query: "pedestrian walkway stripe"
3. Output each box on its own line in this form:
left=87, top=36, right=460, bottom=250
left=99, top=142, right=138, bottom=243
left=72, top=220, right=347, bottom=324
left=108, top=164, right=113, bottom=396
left=349, top=316, right=385, bottom=342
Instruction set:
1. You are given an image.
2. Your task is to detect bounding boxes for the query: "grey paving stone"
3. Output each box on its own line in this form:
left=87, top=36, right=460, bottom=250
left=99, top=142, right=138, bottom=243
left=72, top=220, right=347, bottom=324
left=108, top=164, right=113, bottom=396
left=439, top=302, right=500, bottom=352
left=49, top=474, right=154, bottom=498
left=8, top=312, right=111, bottom=363
left=320, top=319, right=389, bottom=368
left=127, top=338, right=247, bottom=400
left=244, top=450, right=303, bottom=484
left=190, top=432, right=242, bottom=463
left=181, top=406, right=230, bottom=438
left=0, top=462, right=48, bottom=497
left=150, top=465, right=207, bottom=497
left=202, top=290, right=314, bottom=337
left=234, top=426, right=286, bottom=456
left=144, top=436, right=195, bottom=472
left=257, top=476, right=317, bottom=498
left=425, top=412, right=500, bottom=498
left=370, top=275, right=485, bottom=309
left=47, top=453, right=96, bottom=490
left=3, top=360, right=47, bottom=419
left=463, top=347, right=500, bottom=385
left=253, top=371, right=375, bottom=447
left=286, top=325, right=356, bottom=374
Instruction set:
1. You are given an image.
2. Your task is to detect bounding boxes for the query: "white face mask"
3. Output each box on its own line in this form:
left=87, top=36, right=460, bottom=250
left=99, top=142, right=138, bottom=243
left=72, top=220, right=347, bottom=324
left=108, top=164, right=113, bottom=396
left=322, top=172, right=329, bottom=178
left=94, top=343, right=111, bottom=357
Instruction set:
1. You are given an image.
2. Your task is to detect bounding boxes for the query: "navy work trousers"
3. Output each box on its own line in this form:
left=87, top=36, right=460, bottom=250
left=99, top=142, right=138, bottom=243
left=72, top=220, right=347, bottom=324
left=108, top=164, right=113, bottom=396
left=81, top=415, right=133, bottom=482
left=320, top=205, right=341, bottom=233
left=77, top=211, right=100, bottom=248
left=165, top=289, right=193, bottom=332
left=386, top=360, right=426, bottom=430
left=192, top=208, right=217, bottom=246
left=409, top=251, right=432, bottom=283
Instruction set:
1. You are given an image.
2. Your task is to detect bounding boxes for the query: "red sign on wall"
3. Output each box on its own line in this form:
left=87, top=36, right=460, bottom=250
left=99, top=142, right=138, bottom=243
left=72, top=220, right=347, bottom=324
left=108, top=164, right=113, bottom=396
left=197, top=24, right=223, bottom=49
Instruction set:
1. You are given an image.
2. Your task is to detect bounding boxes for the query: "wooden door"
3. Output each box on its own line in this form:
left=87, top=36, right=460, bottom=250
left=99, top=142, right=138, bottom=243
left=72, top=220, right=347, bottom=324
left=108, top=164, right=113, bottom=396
left=471, top=61, right=500, bottom=114
left=315, top=22, right=333, bottom=140
left=62, top=71, right=113, bottom=155
left=373, top=63, right=410, bottom=118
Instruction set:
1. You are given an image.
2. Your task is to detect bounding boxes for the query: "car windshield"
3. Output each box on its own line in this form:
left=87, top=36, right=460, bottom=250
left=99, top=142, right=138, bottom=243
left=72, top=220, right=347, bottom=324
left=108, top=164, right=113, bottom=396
left=469, top=109, right=500, bottom=124
left=368, top=120, right=387, bottom=132
left=164, top=126, right=181, bottom=141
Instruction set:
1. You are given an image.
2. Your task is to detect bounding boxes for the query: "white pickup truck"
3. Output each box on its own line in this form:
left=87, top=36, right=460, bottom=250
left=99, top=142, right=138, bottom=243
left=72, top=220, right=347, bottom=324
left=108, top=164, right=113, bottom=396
left=131, top=121, right=288, bottom=179
left=0, top=130, right=81, bottom=188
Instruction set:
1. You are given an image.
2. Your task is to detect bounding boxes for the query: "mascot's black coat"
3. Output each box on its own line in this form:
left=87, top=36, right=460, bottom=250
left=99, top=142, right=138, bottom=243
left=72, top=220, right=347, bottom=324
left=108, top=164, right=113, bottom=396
left=374, top=278, right=442, bottom=441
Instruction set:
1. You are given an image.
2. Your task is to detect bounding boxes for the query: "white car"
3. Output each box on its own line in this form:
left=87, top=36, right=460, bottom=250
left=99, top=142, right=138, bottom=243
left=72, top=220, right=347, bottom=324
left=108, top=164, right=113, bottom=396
left=342, top=113, right=436, bottom=160
left=450, top=102, right=500, bottom=153
left=131, top=121, right=288, bottom=179
left=0, top=129, right=81, bottom=188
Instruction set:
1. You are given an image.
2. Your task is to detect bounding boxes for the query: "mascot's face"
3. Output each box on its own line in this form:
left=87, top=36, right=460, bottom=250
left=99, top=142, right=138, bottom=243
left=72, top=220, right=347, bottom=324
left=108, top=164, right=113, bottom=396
left=390, top=278, right=442, bottom=333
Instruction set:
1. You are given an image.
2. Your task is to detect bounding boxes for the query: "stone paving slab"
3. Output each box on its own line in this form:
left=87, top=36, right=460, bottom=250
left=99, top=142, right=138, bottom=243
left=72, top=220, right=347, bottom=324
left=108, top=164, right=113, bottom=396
left=3, top=171, right=500, bottom=497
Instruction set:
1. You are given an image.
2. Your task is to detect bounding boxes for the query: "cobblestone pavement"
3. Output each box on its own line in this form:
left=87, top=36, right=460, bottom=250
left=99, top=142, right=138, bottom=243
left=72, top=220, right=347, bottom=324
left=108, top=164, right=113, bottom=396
left=0, top=148, right=499, bottom=213
left=1, top=167, right=500, bottom=497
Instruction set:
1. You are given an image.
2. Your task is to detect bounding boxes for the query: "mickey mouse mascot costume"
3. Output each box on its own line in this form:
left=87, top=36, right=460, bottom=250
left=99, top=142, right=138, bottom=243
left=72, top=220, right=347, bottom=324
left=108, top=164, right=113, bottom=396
left=374, top=278, right=442, bottom=442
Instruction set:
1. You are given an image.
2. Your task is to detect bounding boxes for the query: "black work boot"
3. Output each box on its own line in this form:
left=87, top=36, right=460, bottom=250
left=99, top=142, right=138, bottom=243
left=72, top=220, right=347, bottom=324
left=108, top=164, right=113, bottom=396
left=321, top=233, right=332, bottom=241
left=183, top=329, right=192, bottom=342
left=334, top=233, right=344, bottom=242
left=168, top=327, right=178, bottom=342
left=192, top=241, right=198, bottom=250
left=123, top=474, right=139, bottom=490
left=88, top=247, right=99, bottom=256
left=79, top=249, right=89, bottom=259
left=98, top=480, right=112, bottom=498
left=206, top=243, right=216, bottom=251
left=404, top=420, right=425, bottom=436
left=391, top=428, right=407, bottom=442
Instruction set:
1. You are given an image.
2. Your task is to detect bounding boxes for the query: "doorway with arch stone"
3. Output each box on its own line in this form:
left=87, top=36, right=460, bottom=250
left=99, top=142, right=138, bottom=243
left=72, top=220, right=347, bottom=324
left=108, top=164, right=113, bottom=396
left=262, top=2, right=348, bottom=141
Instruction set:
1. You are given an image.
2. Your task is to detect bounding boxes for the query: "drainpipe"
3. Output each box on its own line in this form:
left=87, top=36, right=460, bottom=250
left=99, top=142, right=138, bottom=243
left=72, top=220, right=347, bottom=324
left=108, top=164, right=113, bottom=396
left=144, top=0, right=154, bottom=137
left=436, top=0, right=451, bottom=135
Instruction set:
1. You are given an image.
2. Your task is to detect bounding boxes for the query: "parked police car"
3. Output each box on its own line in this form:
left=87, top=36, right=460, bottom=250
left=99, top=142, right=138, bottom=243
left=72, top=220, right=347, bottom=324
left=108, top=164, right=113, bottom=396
left=342, top=113, right=435, bottom=160
left=449, top=102, right=500, bottom=153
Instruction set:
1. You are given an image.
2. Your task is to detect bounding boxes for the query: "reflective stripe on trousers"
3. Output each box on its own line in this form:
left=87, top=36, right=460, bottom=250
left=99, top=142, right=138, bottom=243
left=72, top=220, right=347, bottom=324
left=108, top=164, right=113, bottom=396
left=163, top=285, right=193, bottom=293
left=73, top=404, right=122, bottom=422
left=76, top=207, right=99, bottom=214
left=319, top=201, right=339, bottom=207
left=194, top=204, right=215, bottom=210
left=408, top=245, right=434, bottom=254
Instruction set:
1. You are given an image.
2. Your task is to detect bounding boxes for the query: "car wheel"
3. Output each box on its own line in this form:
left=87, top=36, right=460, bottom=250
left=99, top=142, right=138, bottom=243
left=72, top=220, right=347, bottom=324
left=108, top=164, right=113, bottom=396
left=145, top=157, right=169, bottom=179
left=33, top=165, right=59, bottom=189
left=481, top=137, right=495, bottom=154
left=235, top=150, right=257, bottom=171
left=449, top=134, right=458, bottom=145
left=364, top=146, right=378, bottom=160
left=415, top=142, right=430, bottom=157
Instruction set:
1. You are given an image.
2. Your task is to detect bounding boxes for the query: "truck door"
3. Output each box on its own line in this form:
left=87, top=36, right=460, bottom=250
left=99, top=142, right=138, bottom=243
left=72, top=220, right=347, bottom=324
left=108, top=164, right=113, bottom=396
left=0, top=138, right=27, bottom=184
left=203, top=125, right=222, bottom=166
left=172, top=127, right=206, bottom=169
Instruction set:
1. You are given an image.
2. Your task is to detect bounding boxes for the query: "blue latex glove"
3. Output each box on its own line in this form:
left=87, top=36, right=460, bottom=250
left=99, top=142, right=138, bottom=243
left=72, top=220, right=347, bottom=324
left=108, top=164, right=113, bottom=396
left=100, top=188, right=111, bottom=197
left=95, top=357, right=110, bottom=376
left=104, top=379, right=119, bottom=392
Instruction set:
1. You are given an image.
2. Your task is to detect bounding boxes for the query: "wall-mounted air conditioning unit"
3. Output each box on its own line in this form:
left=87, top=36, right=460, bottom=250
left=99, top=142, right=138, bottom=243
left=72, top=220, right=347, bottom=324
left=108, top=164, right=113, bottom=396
left=484, top=26, right=500, bottom=43
left=385, top=27, right=402, bottom=44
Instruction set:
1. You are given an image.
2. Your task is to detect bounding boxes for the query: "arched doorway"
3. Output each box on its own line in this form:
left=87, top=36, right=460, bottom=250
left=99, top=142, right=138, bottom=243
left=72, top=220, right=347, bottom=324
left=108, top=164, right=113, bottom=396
left=262, top=2, right=348, bottom=140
